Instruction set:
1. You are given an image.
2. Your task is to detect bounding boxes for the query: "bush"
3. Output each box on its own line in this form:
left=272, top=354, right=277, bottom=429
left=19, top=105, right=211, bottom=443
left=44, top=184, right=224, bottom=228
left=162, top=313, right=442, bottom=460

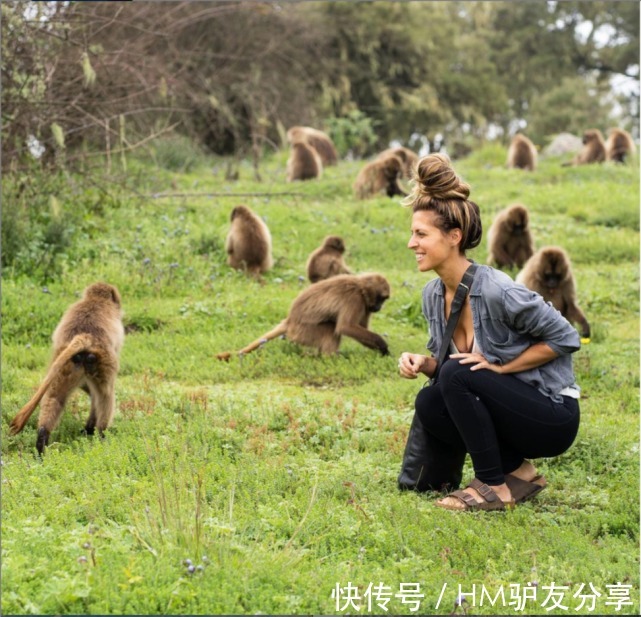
left=1, top=169, right=82, bottom=282
left=146, top=134, right=211, bottom=173
left=325, top=110, right=379, bottom=158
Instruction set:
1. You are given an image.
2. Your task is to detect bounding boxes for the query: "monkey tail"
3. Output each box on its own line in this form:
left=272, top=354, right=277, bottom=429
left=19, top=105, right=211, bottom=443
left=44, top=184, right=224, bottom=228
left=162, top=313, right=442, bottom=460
left=216, top=320, right=288, bottom=361
left=9, top=333, right=95, bottom=435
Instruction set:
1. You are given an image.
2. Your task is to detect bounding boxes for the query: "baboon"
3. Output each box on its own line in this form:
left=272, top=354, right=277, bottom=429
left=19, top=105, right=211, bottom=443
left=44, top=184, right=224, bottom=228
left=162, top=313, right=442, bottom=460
left=226, top=205, right=273, bottom=276
left=486, top=204, right=534, bottom=269
left=516, top=246, right=590, bottom=339
left=9, top=282, right=125, bottom=454
left=353, top=154, right=408, bottom=200
left=605, top=128, right=636, bottom=163
left=506, top=134, right=538, bottom=171
left=286, top=141, right=323, bottom=182
left=376, top=146, right=419, bottom=179
left=216, top=273, right=391, bottom=359
left=306, top=235, right=352, bottom=283
left=562, top=129, right=606, bottom=166
left=286, top=126, right=338, bottom=166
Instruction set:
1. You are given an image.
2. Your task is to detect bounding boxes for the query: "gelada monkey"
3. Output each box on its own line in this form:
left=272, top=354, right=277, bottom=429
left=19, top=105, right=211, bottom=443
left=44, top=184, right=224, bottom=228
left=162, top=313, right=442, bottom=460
left=216, top=273, right=391, bottom=358
left=506, top=134, right=538, bottom=171
left=286, top=126, right=338, bottom=166
left=353, top=154, right=408, bottom=200
left=486, top=204, right=534, bottom=269
left=562, top=129, right=606, bottom=166
left=306, top=235, right=352, bottom=283
left=516, top=246, right=590, bottom=339
left=9, top=282, right=125, bottom=454
left=226, top=205, right=273, bottom=276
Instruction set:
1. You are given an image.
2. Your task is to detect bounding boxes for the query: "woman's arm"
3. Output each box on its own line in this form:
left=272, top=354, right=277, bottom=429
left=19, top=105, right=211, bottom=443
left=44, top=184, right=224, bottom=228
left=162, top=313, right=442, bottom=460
left=451, top=342, right=558, bottom=374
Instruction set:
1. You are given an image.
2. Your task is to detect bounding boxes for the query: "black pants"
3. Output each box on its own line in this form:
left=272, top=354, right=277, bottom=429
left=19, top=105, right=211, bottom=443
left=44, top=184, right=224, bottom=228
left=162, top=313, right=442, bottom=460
left=415, top=359, right=580, bottom=486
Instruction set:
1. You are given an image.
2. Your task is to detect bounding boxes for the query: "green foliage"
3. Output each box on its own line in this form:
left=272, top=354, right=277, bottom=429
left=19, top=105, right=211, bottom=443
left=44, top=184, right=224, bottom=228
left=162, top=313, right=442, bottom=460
left=144, top=134, right=211, bottom=173
left=1, top=147, right=639, bottom=615
left=527, top=77, right=615, bottom=146
left=2, top=2, right=637, bottom=168
left=325, top=110, right=379, bottom=158
left=1, top=169, right=88, bottom=282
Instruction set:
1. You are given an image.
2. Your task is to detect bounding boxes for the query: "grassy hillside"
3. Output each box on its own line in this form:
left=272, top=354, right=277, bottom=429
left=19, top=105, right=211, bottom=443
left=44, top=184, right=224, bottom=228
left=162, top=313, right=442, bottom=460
left=1, top=145, right=639, bottom=615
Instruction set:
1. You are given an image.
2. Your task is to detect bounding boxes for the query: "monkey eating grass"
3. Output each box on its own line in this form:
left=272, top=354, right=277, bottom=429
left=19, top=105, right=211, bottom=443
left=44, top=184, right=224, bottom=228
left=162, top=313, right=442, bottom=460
left=216, top=273, right=391, bottom=359
left=9, top=282, right=125, bottom=454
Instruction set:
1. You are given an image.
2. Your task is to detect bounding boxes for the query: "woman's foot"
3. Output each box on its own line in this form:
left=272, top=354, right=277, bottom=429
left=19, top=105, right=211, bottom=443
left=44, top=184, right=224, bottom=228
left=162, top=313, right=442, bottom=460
left=505, top=461, right=548, bottom=504
left=436, top=478, right=514, bottom=511
left=507, top=459, right=539, bottom=483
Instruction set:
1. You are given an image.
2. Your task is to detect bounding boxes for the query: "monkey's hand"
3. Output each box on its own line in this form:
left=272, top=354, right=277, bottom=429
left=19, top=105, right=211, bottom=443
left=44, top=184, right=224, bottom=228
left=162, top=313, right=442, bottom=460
left=379, top=342, right=390, bottom=356
left=216, top=352, right=232, bottom=362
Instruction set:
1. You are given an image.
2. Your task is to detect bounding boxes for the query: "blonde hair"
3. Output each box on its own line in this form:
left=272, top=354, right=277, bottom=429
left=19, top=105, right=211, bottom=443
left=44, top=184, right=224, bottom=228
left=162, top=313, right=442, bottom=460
left=403, top=153, right=482, bottom=252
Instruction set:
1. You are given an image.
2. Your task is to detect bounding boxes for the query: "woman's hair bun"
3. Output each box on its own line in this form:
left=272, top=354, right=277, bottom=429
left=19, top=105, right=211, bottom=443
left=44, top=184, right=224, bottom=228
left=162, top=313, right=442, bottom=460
left=414, top=153, right=470, bottom=200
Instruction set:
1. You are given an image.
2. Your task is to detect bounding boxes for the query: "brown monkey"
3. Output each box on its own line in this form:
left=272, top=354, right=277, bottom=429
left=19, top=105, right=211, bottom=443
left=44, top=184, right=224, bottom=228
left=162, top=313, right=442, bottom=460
left=216, top=273, right=391, bottom=359
left=286, top=126, right=338, bottom=166
left=306, top=235, right=352, bottom=283
left=516, top=246, right=590, bottom=338
left=506, top=134, right=538, bottom=171
left=605, top=128, right=636, bottom=163
left=353, top=154, right=408, bottom=200
left=376, top=146, right=419, bottom=179
left=562, top=129, right=606, bottom=166
left=486, top=204, right=534, bottom=270
left=226, top=205, right=273, bottom=275
left=286, top=141, right=323, bottom=182
left=9, top=282, right=125, bottom=454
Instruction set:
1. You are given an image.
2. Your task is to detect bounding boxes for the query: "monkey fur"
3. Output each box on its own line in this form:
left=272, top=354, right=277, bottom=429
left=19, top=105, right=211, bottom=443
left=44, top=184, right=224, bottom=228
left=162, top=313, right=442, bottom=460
left=9, top=282, right=125, bottom=454
left=605, top=128, right=636, bottom=164
left=306, top=235, right=352, bottom=283
left=353, top=154, right=408, bottom=200
left=216, top=273, right=391, bottom=359
left=516, top=246, right=590, bottom=339
left=286, top=126, right=338, bottom=166
left=562, top=129, right=606, bottom=166
left=486, top=204, right=535, bottom=270
left=506, top=134, right=538, bottom=171
left=226, top=205, right=273, bottom=276
left=286, top=141, right=323, bottom=182
left=376, top=146, right=419, bottom=179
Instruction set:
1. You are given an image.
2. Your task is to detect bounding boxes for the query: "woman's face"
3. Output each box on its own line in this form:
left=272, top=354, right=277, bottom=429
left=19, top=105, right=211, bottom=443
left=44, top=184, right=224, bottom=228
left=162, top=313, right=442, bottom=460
left=407, top=210, right=459, bottom=272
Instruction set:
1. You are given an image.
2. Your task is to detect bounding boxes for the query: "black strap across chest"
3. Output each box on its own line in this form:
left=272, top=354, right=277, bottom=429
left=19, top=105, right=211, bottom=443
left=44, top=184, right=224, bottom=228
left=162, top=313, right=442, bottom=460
left=434, top=262, right=478, bottom=380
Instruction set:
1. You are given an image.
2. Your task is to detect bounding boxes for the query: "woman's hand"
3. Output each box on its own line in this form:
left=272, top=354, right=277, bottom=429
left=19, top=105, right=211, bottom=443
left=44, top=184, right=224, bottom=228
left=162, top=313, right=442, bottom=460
left=450, top=352, right=503, bottom=373
left=452, top=343, right=557, bottom=374
left=398, top=353, right=431, bottom=379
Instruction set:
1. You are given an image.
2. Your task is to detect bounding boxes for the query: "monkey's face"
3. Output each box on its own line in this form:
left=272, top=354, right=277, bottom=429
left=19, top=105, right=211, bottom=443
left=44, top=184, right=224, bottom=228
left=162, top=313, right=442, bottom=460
left=370, top=292, right=390, bottom=313
left=384, top=157, right=403, bottom=180
left=507, top=207, right=528, bottom=235
left=361, top=275, right=390, bottom=312
left=325, top=236, right=345, bottom=252
left=540, top=251, right=568, bottom=290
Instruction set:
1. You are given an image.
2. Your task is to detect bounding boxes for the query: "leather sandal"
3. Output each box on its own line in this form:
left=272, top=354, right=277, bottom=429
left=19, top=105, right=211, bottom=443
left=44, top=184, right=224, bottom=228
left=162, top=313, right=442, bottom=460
left=435, top=478, right=516, bottom=511
left=505, top=474, right=547, bottom=504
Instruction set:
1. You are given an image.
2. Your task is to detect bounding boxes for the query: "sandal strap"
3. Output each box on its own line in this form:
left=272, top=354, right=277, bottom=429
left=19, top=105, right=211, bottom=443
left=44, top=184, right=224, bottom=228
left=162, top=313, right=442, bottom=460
left=468, top=478, right=499, bottom=503
left=449, top=489, right=480, bottom=509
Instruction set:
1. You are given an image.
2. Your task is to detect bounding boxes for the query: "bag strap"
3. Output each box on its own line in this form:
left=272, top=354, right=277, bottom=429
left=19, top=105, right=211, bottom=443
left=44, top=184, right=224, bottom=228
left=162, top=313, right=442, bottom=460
left=434, top=262, right=478, bottom=379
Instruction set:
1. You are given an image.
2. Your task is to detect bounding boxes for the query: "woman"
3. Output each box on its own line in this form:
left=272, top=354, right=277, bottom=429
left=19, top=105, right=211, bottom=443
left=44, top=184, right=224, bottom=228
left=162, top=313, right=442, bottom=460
left=397, top=153, right=581, bottom=511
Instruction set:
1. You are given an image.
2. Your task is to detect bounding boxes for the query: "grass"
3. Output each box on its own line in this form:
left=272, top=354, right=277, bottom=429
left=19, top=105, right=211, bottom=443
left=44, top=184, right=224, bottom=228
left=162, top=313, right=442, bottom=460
left=1, top=145, right=639, bottom=615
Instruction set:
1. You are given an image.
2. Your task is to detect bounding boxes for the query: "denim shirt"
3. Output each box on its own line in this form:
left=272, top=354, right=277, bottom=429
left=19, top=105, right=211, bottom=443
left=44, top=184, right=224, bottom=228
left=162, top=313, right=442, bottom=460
left=421, top=264, right=581, bottom=402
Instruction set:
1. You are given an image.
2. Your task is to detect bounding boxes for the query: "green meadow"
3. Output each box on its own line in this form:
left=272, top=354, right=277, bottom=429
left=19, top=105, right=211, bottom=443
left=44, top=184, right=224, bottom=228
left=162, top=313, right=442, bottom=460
left=1, top=145, right=639, bottom=615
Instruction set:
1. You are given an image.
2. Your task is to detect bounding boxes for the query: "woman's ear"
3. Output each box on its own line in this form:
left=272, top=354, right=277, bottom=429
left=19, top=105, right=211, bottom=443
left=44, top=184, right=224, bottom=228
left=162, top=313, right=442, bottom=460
left=449, top=228, right=463, bottom=247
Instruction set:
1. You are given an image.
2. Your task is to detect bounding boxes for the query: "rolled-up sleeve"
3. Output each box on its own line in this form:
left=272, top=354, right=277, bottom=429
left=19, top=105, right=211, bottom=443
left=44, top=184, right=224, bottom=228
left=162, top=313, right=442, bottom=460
left=502, top=286, right=581, bottom=356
